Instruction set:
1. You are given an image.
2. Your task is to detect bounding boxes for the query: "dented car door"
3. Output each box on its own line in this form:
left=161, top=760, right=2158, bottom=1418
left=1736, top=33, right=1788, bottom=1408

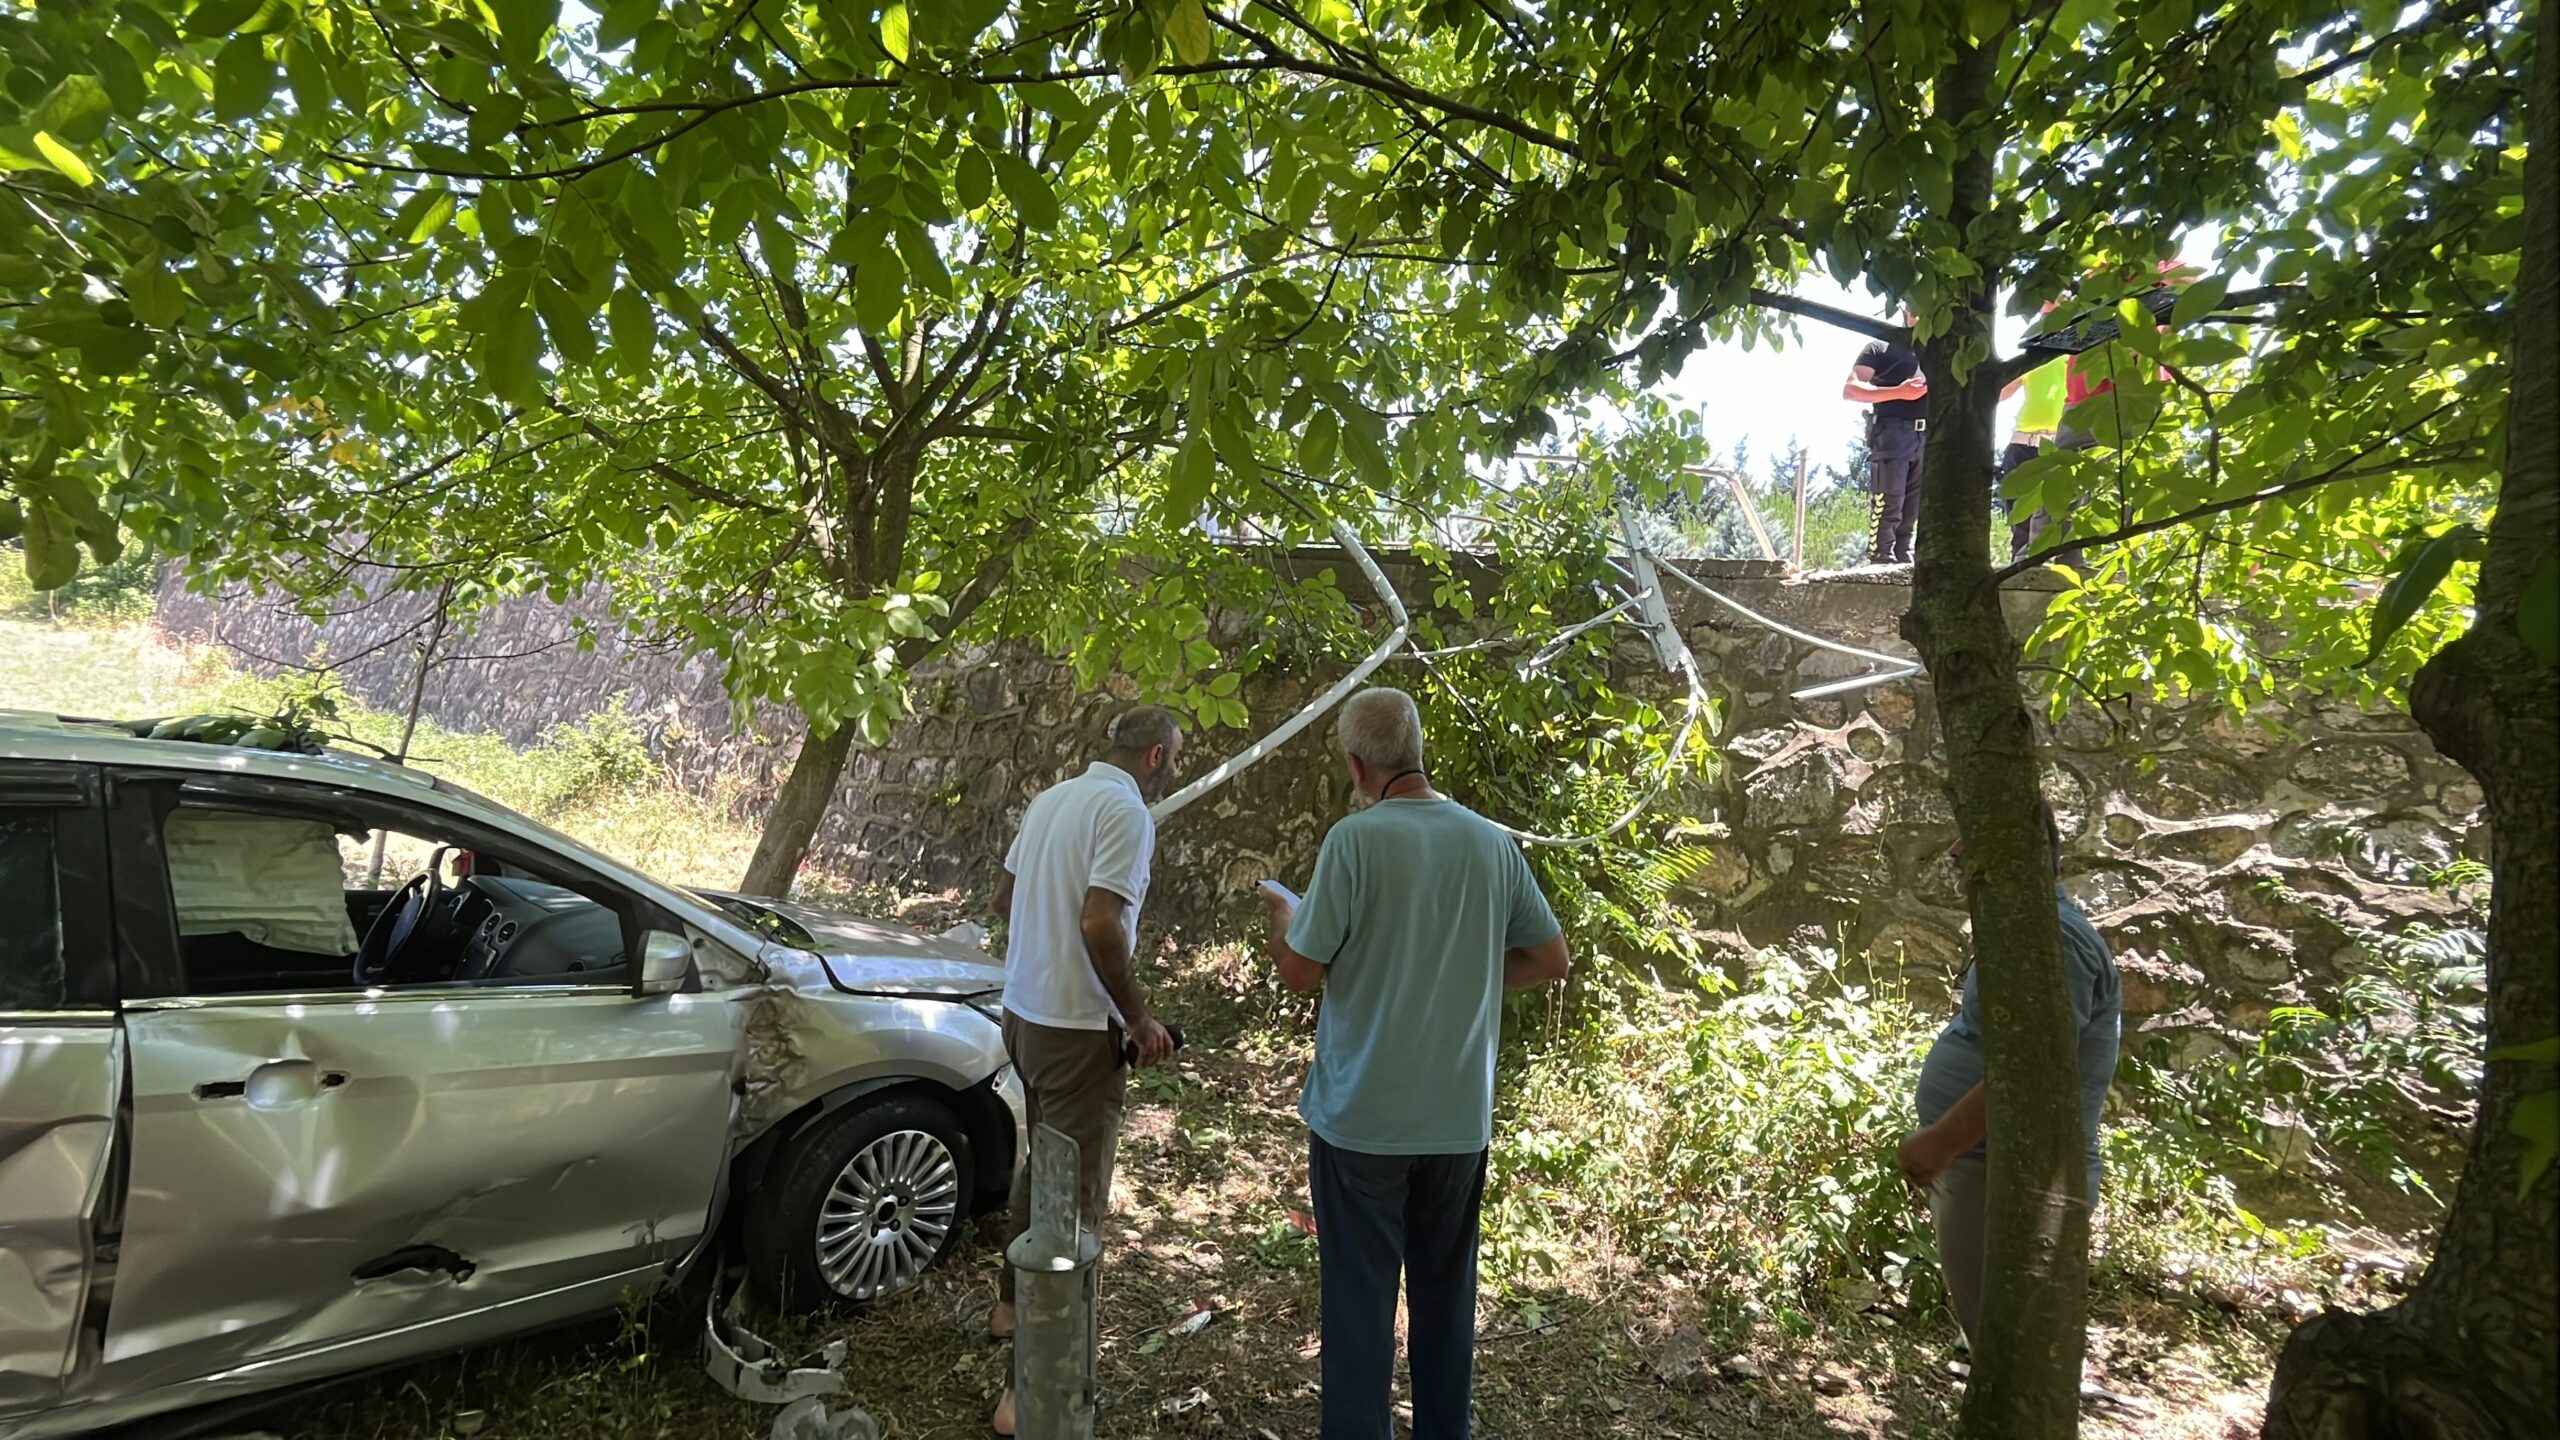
left=0, top=764, right=117, bottom=1423
left=92, top=774, right=737, bottom=1397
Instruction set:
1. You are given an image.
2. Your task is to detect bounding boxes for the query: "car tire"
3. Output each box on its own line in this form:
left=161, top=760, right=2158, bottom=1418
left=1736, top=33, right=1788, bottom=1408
left=747, top=1093, right=976, bottom=1312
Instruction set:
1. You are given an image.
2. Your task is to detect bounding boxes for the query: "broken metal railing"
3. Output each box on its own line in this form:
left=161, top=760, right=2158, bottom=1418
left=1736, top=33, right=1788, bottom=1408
left=1151, top=482, right=1921, bottom=845
left=1148, top=512, right=1411, bottom=825
left=1645, top=558, right=1923, bottom=701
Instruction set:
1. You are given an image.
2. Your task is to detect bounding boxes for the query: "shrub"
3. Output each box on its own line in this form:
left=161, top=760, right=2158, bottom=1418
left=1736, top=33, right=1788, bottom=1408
left=0, top=545, right=161, bottom=623
left=1484, top=948, right=1942, bottom=1320
left=529, top=694, right=658, bottom=816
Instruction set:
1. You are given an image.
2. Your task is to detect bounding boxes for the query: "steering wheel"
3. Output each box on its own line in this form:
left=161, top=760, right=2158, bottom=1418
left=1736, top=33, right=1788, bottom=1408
left=354, top=846, right=458, bottom=986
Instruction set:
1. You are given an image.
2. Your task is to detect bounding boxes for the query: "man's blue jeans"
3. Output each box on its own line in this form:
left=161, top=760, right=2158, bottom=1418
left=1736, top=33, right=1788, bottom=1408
left=1309, top=1133, right=1489, bottom=1440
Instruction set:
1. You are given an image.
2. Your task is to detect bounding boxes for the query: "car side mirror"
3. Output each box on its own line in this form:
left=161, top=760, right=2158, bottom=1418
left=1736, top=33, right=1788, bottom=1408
left=638, top=929, right=692, bottom=997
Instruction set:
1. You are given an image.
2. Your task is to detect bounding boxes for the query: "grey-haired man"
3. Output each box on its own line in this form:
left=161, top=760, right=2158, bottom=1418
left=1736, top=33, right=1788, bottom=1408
left=1258, top=688, right=1570, bottom=1440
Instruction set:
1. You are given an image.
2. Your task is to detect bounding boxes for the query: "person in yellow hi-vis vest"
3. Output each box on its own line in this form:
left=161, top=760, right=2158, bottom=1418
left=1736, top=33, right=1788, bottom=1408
left=1998, top=355, right=2069, bottom=562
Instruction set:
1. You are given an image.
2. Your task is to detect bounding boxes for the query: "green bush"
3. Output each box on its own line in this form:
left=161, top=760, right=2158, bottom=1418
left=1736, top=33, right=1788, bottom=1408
left=528, top=694, right=659, bottom=816
left=0, top=544, right=161, bottom=623
left=1485, top=949, right=1942, bottom=1320
left=2115, top=919, right=2484, bottom=1205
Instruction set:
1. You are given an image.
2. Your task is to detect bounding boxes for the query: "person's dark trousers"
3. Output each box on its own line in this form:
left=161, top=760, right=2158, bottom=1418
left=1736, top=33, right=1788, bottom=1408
left=1867, top=426, right=1926, bottom=562
left=1309, top=1133, right=1490, bottom=1440
left=1997, top=440, right=2043, bottom=561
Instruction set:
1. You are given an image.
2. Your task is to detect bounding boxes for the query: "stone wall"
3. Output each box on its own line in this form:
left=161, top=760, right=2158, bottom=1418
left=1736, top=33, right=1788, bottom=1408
left=158, top=557, right=2483, bottom=1046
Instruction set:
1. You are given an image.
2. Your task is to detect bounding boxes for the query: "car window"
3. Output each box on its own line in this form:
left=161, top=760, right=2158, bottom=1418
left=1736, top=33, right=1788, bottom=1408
left=339, top=822, right=455, bottom=892
left=0, top=808, right=64, bottom=1010
left=157, top=794, right=633, bottom=996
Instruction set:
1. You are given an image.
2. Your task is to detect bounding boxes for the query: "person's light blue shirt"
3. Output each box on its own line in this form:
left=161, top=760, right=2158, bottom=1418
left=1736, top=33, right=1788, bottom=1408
left=1914, top=890, right=2122, bottom=1199
left=1285, top=797, right=1562, bottom=1156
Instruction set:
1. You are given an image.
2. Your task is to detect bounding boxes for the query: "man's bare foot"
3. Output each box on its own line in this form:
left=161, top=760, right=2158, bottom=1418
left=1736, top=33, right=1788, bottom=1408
left=989, top=1300, right=1015, bottom=1339
left=991, top=1386, right=1016, bottom=1436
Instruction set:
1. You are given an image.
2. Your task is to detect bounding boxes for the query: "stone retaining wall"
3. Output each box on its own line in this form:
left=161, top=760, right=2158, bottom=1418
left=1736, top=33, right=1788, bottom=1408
left=159, top=558, right=2483, bottom=1046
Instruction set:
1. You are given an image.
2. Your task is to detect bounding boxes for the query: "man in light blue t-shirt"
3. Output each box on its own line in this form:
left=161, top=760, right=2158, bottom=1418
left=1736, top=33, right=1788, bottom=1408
left=1258, top=687, right=1570, bottom=1440
left=1896, top=797, right=2121, bottom=1349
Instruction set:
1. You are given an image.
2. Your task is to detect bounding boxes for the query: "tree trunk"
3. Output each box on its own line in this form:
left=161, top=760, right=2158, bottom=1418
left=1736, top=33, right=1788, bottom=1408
left=740, top=719, right=857, bottom=897
left=1900, top=37, right=2094, bottom=1440
left=2262, top=1, right=2560, bottom=1433
left=736, top=494, right=1035, bottom=897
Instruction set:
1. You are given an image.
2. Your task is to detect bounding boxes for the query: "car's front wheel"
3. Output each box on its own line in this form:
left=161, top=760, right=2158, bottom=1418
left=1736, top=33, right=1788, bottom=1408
left=748, top=1093, right=974, bottom=1311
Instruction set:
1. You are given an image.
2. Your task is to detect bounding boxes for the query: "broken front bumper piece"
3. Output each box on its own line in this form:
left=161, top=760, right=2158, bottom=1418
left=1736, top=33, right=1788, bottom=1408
left=702, top=1269, right=849, bottom=1404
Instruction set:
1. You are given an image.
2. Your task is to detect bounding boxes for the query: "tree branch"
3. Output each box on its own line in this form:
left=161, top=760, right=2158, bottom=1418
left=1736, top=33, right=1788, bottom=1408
left=551, top=401, right=789, bottom=516
left=1991, top=403, right=2463, bottom=581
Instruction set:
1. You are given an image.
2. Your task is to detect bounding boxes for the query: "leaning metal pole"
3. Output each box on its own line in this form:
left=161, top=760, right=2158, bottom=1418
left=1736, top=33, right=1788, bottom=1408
left=1008, top=1123, right=1100, bottom=1440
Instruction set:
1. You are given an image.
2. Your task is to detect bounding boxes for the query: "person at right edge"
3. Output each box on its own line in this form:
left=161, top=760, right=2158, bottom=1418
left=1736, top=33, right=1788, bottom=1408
left=1256, top=687, right=1572, bottom=1440
left=1843, top=305, right=1930, bottom=566
left=1895, top=797, right=2122, bottom=1351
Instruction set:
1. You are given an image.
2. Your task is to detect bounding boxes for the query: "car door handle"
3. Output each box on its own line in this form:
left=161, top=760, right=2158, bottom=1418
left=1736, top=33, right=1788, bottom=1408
left=193, top=1060, right=349, bottom=1107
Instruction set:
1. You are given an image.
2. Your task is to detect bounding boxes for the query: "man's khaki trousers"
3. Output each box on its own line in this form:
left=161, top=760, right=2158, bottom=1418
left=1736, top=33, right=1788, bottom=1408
left=998, top=1011, right=1126, bottom=1302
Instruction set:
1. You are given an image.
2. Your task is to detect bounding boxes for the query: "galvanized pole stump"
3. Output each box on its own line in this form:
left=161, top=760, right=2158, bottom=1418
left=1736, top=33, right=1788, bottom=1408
left=1007, top=1123, right=1100, bottom=1440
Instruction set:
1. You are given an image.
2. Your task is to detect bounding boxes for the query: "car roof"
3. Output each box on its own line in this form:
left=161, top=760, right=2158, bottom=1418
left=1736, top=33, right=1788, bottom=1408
left=0, top=709, right=448, bottom=800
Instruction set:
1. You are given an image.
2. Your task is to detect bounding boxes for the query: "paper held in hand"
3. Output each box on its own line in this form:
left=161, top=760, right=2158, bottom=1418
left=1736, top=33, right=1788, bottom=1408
left=1256, top=879, right=1300, bottom=905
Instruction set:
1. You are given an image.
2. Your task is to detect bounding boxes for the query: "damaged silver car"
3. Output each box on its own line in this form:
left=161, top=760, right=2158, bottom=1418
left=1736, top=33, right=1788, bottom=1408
left=0, top=712, right=1024, bottom=1437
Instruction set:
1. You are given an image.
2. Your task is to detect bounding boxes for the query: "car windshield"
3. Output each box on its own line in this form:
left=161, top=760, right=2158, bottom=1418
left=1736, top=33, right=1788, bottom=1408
left=695, top=892, right=819, bottom=952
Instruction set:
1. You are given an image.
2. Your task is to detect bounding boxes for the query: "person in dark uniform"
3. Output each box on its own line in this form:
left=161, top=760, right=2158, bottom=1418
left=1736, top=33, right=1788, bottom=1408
left=1842, top=307, right=1929, bottom=565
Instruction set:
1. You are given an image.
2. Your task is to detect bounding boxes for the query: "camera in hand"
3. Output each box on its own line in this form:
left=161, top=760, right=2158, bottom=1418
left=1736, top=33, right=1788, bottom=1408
left=1120, top=1020, right=1186, bottom=1069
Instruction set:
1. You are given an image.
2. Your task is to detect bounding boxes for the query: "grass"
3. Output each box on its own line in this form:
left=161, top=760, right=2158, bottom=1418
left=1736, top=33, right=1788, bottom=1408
left=1, top=612, right=2454, bottom=1439
left=0, top=616, right=766, bottom=890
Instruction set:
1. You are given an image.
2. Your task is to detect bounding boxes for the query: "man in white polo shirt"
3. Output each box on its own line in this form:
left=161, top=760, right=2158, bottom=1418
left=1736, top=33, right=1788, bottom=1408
left=987, top=706, right=1182, bottom=1436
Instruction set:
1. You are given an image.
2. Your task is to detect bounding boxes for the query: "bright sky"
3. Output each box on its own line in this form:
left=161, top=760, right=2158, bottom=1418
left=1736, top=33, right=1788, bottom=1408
left=1660, top=272, right=1902, bottom=481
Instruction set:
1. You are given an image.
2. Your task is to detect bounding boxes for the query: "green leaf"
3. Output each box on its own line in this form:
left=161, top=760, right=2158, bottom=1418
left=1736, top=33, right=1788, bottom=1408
left=213, top=36, right=278, bottom=122
left=477, top=281, right=542, bottom=405
left=88, top=36, right=150, bottom=116
left=896, top=220, right=951, bottom=298
left=284, top=39, right=334, bottom=116
left=2168, top=274, right=2229, bottom=331
left=31, top=75, right=114, bottom=147
left=1166, top=0, right=1215, bottom=66
left=2512, top=1089, right=2558, bottom=1200
left=236, top=0, right=296, bottom=36
left=498, top=0, right=559, bottom=74
left=852, top=243, right=906, bottom=334
left=1167, top=430, right=1216, bottom=516
left=990, top=151, right=1060, bottom=231
left=608, top=285, right=655, bottom=374
left=955, top=147, right=993, bottom=211
left=123, top=258, right=185, bottom=329
left=185, top=0, right=264, bottom=38
left=399, top=187, right=458, bottom=244
left=2363, top=523, right=2481, bottom=664
left=20, top=502, right=79, bottom=591
left=881, top=2, right=912, bottom=62
left=2112, top=298, right=2161, bottom=359
left=2517, top=562, right=2558, bottom=666
left=30, top=133, right=96, bottom=188
left=0, top=254, right=46, bottom=287
left=535, top=278, right=596, bottom=366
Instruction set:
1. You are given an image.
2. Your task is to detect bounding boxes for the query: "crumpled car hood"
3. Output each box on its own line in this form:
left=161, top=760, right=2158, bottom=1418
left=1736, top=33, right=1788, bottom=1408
left=697, top=891, right=1004, bottom=999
